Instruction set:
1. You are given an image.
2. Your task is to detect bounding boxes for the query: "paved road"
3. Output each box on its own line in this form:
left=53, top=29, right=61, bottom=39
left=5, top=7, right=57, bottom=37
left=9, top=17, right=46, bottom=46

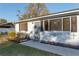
left=20, top=40, right=79, bottom=56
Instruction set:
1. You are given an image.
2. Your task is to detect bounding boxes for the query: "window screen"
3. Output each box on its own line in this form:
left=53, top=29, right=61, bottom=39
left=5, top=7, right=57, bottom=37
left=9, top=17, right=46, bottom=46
left=71, top=16, right=77, bottom=32
left=63, top=18, right=70, bottom=31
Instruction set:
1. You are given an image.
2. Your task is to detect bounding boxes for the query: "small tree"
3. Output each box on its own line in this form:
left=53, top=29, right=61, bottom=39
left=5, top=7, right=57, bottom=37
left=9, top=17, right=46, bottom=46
left=0, top=18, right=7, bottom=23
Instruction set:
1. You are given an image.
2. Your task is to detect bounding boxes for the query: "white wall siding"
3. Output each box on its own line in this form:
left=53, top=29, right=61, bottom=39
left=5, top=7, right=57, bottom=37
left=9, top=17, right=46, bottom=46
left=40, top=31, right=70, bottom=44
left=27, top=21, right=41, bottom=33
left=27, top=22, right=35, bottom=33
left=15, top=23, right=19, bottom=33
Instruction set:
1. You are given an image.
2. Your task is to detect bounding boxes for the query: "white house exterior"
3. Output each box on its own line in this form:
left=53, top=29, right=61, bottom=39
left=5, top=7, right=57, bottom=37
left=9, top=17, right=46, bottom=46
left=15, top=23, right=19, bottom=33
left=15, top=8, right=79, bottom=46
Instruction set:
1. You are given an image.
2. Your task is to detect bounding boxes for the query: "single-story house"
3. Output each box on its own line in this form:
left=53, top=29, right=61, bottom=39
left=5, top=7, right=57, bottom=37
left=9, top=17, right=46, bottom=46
left=15, top=8, right=79, bottom=46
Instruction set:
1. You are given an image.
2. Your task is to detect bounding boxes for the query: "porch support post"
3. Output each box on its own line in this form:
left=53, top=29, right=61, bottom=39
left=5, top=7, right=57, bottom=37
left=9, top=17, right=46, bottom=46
left=62, top=17, right=63, bottom=31
left=70, top=16, right=71, bottom=32
left=43, top=20, right=45, bottom=31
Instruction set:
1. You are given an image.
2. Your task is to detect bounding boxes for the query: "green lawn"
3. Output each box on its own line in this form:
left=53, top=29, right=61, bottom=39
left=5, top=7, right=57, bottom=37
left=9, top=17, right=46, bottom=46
left=0, top=41, right=59, bottom=56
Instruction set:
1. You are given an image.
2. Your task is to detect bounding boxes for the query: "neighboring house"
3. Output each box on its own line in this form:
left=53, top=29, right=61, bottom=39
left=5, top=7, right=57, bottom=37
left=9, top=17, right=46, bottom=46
left=15, top=8, right=79, bottom=46
left=0, top=23, right=14, bottom=33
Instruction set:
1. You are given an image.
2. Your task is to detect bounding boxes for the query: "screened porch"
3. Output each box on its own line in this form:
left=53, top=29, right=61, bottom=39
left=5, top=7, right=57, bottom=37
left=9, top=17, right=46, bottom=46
left=39, top=15, right=78, bottom=46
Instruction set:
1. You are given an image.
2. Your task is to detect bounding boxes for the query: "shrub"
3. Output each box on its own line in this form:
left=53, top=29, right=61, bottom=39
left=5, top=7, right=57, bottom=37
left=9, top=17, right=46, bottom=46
left=17, top=33, right=24, bottom=39
left=7, top=31, right=29, bottom=43
left=15, top=33, right=29, bottom=42
left=17, top=33, right=28, bottom=39
left=7, top=31, right=17, bottom=41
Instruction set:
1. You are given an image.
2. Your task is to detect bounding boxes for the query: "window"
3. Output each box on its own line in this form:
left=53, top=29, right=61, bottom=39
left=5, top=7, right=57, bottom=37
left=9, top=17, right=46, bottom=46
left=71, top=16, right=77, bottom=32
left=19, top=22, right=27, bottom=31
left=50, top=20, right=54, bottom=31
left=63, top=18, right=70, bottom=31
left=55, top=19, right=62, bottom=31
left=44, top=20, right=48, bottom=31
left=50, top=19, right=62, bottom=31
left=49, top=16, right=77, bottom=32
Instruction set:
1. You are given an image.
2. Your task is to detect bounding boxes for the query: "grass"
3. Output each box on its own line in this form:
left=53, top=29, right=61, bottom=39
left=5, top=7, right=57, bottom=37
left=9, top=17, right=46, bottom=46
left=0, top=41, right=60, bottom=56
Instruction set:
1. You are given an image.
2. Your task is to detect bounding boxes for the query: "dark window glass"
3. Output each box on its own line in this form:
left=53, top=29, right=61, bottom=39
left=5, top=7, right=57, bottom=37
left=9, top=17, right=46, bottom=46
left=63, top=18, right=70, bottom=31
left=71, top=16, right=77, bottom=32
left=19, top=22, right=27, bottom=31
left=44, top=20, right=48, bottom=31
left=50, top=19, right=62, bottom=31
left=41, top=21, right=44, bottom=31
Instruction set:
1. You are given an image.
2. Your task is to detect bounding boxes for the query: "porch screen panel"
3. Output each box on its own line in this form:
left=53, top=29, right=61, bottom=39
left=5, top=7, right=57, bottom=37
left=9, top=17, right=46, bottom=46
left=63, top=18, right=70, bottom=31
left=50, top=19, right=62, bottom=31
left=44, top=20, right=48, bottom=31
left=19, top=22, right=27, bottom=31
left=71, top=16, right=77, bottom=32
left=50, top=20, right=54, bottom=31
left=55, top=19, right=62, bottom=31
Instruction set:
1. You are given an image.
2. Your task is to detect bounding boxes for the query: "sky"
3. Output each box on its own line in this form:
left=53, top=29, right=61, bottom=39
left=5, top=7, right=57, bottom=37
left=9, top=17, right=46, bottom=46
left=0, top=3, right=79, bottom=22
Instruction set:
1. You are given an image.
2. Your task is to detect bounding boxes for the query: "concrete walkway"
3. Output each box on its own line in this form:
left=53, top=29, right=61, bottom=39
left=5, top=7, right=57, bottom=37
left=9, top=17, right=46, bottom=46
left=20, top=40, right=79, bottom=56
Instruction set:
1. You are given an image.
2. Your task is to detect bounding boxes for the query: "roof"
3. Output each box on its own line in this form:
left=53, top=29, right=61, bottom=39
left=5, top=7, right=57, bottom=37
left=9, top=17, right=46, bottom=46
left=15, top=8, right=79, bottom=24
left=0, top=23, right=14, bottom=28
